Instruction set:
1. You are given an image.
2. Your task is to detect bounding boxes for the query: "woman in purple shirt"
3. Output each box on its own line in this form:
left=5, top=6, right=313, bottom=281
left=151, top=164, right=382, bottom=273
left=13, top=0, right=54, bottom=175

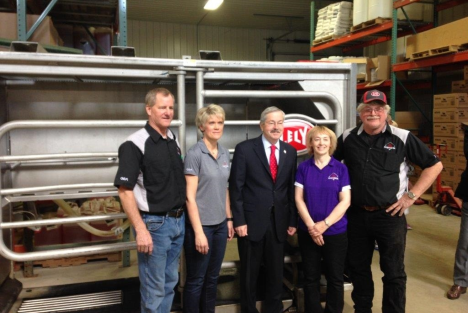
left=295, top=126, right=351, bottom=313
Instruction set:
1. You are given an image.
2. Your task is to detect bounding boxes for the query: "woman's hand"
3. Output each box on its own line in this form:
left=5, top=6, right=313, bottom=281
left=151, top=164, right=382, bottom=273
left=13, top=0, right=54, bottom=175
left=312, top=234, right=324, bottom=246
left=195, top=232, right=209, bottom=255
left=227, top=221, right=235, bottom=241
left=311, top=221, right=328, bottom=237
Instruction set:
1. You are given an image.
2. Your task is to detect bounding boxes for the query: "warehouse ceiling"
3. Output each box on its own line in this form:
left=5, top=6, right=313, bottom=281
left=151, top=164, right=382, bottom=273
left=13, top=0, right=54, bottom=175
left=126, top=0, right=318, bottom=31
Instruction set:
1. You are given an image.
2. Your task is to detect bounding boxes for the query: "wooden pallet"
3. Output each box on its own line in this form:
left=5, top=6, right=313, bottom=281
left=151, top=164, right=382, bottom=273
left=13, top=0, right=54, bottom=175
left=411, top=45, right=460, bottom=60
left=351, top=18, right=391, bottom=33
left=312, top=34, right=340, bottom=46
left=33, top=252, right=122, bottom=268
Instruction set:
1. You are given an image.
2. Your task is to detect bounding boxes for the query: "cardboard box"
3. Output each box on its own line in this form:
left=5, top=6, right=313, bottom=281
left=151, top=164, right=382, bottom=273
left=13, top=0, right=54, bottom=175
left=439, top=150, right=460, bottom=166
left=342, top=57, right=372, bottom=82
left=433, top=93, right=468, bottom=108
left=0, top=13, right=63, bottom=46
left=464, top=66, right=468, bottom=81
left=395, top=111, right=423, bottom=130
left=406, top=16, right=468, bottom=59
left=433, top=108, right=468, bottom=122
left=452, top=80, right=468, bottom=93
left=434, top=136, right=464, bottom=151
left=433, top=122, right=464, bottom=138
left=441, top=166, right=457, bottom=182
left=370, top=55, right=391, bottom=82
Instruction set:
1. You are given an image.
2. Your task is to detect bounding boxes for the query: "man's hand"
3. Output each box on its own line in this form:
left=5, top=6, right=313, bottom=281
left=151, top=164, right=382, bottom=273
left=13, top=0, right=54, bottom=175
left=312, top=235, right=324, bottom=246
left=136, top=228, right=153, bottom=254
left=235, top=224, right=248, bottom=237
left=386, top=194, right=415, bottom=216
left=287, top=227, right=297, bottom=236
left=227, top=221, right=235, bottom=241
left=310, top=221, right=328, bottom=237
left=195, top=233, right=209, bottom=255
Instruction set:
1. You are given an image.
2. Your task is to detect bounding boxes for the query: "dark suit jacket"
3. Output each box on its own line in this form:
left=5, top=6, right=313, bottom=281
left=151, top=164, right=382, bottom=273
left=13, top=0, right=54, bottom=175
left=229, top=135, right=298, bottom=242
left=455, top=126, right=468, bottom=201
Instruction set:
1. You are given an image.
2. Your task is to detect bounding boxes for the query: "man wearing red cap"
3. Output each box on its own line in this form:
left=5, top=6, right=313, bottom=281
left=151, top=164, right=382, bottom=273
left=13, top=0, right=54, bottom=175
left=334, top=89, right=443, bottom=312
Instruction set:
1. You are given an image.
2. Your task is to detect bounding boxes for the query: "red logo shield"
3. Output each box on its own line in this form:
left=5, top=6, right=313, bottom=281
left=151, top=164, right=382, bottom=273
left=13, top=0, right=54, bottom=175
left=282, top=119, right=314, bottom=154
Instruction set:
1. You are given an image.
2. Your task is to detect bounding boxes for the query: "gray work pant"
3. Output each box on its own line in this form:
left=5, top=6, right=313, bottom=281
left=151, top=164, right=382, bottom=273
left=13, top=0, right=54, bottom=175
left=454, top=202, right=468, bottom=287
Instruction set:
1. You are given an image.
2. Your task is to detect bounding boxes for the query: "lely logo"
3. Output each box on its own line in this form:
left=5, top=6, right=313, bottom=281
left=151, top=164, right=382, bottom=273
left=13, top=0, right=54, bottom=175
left=384, top=142, right=396, bottom=151
left=371, top=91, right=381, bottom=97
left=328, top=173, right=339, bottom=181
left=282, top=119, right=314, bottom=155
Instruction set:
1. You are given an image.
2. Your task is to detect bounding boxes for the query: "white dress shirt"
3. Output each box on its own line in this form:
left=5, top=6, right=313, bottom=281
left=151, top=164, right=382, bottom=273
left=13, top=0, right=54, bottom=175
left=262, top=135, right=280, bottom=164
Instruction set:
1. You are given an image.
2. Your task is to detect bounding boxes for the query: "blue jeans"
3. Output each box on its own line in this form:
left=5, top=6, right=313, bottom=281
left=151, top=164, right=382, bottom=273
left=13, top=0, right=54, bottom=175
left=183, top=220, right=228, bottom=313
left=137, top=212, right=185, bottom=313
left=454, top=202, right=468, bottom=287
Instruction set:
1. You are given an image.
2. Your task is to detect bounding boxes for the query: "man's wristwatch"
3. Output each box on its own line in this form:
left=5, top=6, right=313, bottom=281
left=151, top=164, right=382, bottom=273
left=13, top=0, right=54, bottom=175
left=407, top=191, right=418, bottom=200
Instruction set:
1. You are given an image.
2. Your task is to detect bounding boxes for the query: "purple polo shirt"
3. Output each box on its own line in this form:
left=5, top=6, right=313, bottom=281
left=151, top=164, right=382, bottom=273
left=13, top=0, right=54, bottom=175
left=295, top=156, right=351, bottom=236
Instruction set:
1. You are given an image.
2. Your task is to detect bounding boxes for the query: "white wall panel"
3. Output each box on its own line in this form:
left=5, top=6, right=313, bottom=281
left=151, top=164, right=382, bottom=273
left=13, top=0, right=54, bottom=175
left=128, top=20, right=310, bottom=61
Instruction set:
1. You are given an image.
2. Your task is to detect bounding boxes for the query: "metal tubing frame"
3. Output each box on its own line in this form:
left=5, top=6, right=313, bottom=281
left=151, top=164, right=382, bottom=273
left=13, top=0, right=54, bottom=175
left=0, top=119, right=183, bottom=262
left=202, top=90, right=343, bottom=136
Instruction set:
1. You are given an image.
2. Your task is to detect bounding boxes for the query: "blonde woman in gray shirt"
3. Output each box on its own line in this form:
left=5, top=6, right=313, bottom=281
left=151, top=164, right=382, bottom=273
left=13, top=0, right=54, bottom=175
left=183, top=104, right=235, bottom=312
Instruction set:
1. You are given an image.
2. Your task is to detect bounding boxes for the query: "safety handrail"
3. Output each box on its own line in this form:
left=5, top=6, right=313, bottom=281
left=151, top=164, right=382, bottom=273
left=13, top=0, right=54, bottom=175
left=1, top=213, right=127, bottom=229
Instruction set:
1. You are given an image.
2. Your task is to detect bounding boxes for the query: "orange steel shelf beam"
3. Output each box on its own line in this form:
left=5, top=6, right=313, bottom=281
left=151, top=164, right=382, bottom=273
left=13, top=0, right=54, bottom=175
left=393, top=0, right=424, bottom=9
left=311, top=20, right=393, bottom=53
left=392, top=51, right=468, bottom=72
left=436, top=0, right=468, bottom=11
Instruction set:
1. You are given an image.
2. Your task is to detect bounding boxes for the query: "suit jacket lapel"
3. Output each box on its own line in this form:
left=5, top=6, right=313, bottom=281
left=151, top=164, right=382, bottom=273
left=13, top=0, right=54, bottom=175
left=277, top=141, right=286, bottom=179
left=254, top=136, right=272, bottom=177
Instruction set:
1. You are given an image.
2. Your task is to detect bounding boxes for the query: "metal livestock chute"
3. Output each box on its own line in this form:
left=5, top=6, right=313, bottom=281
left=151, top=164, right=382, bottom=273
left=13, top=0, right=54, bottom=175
left=0, top=52, right=356, bottom=312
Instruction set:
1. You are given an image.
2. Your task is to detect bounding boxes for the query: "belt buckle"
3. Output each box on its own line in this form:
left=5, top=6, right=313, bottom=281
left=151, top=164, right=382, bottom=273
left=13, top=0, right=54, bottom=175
left=363, top=205, right=378, bottom=211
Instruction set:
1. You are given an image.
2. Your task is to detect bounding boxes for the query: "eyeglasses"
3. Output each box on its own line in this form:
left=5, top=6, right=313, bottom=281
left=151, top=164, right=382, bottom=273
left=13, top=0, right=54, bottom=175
left=363, top=107, right=385, bottom=114
left=266, top=121, right=284, bottom=127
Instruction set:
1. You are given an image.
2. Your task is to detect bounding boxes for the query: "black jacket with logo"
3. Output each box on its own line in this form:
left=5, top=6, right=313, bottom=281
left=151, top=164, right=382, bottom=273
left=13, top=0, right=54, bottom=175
left=455, top=126, right=468, bottom=202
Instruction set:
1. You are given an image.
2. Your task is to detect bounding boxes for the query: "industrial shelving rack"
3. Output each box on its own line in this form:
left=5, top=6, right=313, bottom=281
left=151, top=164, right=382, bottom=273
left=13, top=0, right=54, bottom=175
left=2, top=0, right=129, bottom=53
left=310, top=0, right=468, bottom=123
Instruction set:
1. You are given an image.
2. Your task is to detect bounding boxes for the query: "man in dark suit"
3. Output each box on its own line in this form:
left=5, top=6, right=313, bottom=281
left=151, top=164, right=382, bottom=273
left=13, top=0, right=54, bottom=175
left=229, top=106, right=298, bottom=312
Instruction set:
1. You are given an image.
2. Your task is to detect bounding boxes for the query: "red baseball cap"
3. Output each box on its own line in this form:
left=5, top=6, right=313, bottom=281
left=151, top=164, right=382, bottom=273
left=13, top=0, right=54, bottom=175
left=361, top=89, right=387, bottom=104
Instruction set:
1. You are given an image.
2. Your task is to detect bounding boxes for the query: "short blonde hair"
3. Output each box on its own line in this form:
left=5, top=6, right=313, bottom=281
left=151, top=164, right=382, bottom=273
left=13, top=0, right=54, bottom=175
left=145, top=88, right=174, bottom=107
left=357, top=102, right=391, bottom=115
left=195, top=104, right=225, bottom=130
left=306, top=126, right=337, bottom=156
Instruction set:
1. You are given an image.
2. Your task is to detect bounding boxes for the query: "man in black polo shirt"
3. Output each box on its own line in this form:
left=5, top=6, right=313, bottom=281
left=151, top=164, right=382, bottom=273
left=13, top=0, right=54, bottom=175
left=334, top=90, right=442, bottom=312
left=114, top=88, right=186, bottom=313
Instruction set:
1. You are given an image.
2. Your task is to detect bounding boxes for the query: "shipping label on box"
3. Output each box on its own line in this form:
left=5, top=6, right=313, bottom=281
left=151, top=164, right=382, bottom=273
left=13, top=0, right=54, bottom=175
left=433, top=108, right=468, bottom=122
left=433, top=93, right=468, bottom=108
left=433, top=123, right=464, bottom=138
left=439, top=150, right=459, bottom=166
left=441, top=166, right=457, bottom=181
left=434, top=136, right=460, bottom=151
left=452, top=80, right=468, bottom=93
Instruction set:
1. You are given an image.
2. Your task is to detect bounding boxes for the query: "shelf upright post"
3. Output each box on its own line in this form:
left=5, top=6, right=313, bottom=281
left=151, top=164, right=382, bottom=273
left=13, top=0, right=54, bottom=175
left=118, top=0, right=128, bottom=47
left=16, top=0, right=27, bottom=41
left=310, top=1, right=315, bottom=60
left=390, top=1, right=398, bottom=120
left=431, top=0, right=440, bottom=143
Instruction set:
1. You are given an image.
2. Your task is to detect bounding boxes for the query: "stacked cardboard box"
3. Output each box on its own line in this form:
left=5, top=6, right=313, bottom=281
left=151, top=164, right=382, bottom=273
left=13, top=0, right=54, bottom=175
left=432, top=92, right=468, bottom=198
left=315, top=2, right=353, bottom=41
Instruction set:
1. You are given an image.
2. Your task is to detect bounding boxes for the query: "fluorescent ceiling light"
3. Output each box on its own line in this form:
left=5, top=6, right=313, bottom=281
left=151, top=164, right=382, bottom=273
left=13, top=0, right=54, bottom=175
left=204, top=0, right=224, bottom=10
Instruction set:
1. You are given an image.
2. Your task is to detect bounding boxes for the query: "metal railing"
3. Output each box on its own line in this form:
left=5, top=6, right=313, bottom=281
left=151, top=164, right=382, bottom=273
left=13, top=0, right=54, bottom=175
left=0, top=120, right=182, bottom=262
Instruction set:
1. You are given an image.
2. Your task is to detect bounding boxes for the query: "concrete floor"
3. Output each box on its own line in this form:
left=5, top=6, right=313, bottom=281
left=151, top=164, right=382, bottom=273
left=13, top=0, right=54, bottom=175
left=12, top=203, right=468, bottom=312
left=342, top=203, right=468, bottom=313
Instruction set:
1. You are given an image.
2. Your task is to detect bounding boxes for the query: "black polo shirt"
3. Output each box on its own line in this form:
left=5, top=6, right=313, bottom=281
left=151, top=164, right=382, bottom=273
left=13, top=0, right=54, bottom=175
left=114, top=122, right=186, bottom=214
left=334, top=123, right=440, bottom=208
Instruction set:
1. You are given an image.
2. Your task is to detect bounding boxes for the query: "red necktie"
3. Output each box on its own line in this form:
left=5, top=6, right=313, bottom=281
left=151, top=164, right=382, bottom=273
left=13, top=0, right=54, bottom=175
left=270, top=145, right=278, bottom=182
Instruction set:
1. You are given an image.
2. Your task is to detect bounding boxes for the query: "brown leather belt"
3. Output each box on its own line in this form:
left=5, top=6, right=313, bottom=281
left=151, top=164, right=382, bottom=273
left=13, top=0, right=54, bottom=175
left=361, top=205, right=389, bottom=212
